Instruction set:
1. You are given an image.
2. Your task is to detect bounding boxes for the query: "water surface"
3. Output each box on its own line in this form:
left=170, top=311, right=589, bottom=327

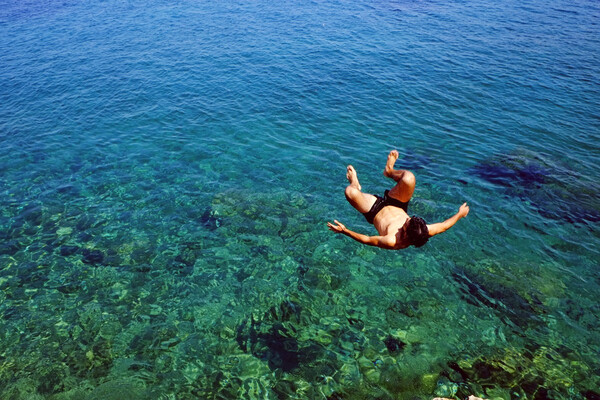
left=1, top=0, right=599, bottom=398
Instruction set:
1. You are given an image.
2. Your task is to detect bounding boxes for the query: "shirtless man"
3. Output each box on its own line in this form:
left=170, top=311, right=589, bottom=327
left=327, top=150, right=470, bottom=249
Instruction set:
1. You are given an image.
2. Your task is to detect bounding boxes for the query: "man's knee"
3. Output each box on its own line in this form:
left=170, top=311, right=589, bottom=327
left=345, top=185, right=360, bottom=200
left=403, top=171, right=416, bottom=187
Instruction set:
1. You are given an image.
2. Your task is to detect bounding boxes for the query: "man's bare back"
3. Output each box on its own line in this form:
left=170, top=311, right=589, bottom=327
left=327, top=150, right=470, bottom=250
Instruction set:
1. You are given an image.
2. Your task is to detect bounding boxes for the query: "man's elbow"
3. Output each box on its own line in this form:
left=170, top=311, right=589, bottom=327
left=429, top=224, right=449, bottom=237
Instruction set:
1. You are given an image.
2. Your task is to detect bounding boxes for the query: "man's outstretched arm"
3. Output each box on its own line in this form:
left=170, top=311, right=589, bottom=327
left=427, top=202, right=470, bottom=237
left=327, top=220, right=396, bottom=249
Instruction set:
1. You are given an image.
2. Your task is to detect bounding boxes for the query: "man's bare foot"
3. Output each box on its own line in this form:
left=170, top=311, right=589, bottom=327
left=384, top=150, right=399, bottom=177
left=346, top=165, right=361, bottom=191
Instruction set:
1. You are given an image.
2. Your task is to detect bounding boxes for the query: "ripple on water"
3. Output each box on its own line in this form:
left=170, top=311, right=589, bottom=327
left=0, top=0, right=599, bottom=398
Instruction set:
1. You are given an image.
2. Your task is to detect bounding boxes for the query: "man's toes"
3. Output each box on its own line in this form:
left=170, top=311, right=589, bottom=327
left=347, top=165, right=356, bottom=178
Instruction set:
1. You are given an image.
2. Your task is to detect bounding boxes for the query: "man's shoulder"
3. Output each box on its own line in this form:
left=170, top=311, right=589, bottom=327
left=379, top=233, right=409, bottom=250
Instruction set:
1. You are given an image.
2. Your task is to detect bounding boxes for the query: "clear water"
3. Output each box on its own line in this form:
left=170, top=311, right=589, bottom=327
left=1, top=0, right=599, bottom=398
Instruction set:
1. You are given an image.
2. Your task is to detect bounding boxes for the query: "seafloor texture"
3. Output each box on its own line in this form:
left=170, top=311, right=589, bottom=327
left=0, top=153, right=598, bottom=399
left=1, top=0, right=599, bottom=399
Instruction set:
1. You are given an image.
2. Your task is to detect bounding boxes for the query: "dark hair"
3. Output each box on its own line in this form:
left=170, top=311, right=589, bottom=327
left=406, top=216, right=429, bottom=248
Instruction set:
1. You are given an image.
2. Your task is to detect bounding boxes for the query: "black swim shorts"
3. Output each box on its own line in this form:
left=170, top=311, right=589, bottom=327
left=362, top=190, right=409, bottom=224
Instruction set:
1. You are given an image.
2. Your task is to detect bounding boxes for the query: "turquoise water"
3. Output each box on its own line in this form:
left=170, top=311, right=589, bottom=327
left=1, top=0, right=599, bottom=398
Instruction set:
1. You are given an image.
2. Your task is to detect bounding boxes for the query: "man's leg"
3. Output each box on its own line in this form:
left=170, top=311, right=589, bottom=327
left=384, top=150, right=416, bottom=202
left=345, top=165, right=377, bottom=213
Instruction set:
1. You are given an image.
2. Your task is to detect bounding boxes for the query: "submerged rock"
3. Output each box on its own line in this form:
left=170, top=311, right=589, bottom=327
left=451, top=266, right=544, bottom=330
left=56, top=282, right=83, bottom=294
left=76, top=214, right=95, bottom=231
left=82, top=248, right=105, bottom=265
left=0, top=239, right=20, bottom=256
left=471, top=149, right=600, bottom=223
left=235, top=299, right=327, bottom=373
left=383, top=335, right=406, bottom=355
left=59, top=245, right=80, bottom=256
left=446, top=344, right=595, bottom=399
left=200, top=206, right=221, bottom=231
left=20, top=203, right=44, bottom=226
left=472, top=155, right=550, bottom=188
left=78, top=231, right=93, bottom=242
left=87, top=379, right=148, bottom=400
left=169, top=245, right=198, bottom=276
left=56, top=227, right=73, bottom=236
left=17, top=261, right=49, bottom=288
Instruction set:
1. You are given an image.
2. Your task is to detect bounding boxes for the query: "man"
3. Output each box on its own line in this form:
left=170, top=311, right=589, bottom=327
left=327, top=150, right=470, bottom=249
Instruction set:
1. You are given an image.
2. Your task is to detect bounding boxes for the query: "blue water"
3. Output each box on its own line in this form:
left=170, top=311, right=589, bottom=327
left=1, top=0, right=599, bottom=398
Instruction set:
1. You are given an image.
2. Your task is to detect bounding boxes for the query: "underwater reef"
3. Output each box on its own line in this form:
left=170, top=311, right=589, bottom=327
left=0, top=178, right=599, bottom=399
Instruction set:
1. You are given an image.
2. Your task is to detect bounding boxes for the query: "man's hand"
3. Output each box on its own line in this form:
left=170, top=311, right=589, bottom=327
left=327, top=220, right=346, bottom=234
left=459, top=202, right=470, bottom=218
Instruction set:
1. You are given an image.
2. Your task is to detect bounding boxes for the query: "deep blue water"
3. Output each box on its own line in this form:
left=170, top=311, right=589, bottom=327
left=1, top=0, right=599, bottom=398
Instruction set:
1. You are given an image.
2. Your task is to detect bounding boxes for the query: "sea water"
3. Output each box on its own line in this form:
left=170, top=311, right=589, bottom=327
left=0, top=0, right=599, bottom=398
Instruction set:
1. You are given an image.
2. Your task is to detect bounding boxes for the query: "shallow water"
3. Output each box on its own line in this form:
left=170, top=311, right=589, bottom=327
left=1, top=0, right=599, bottom=398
